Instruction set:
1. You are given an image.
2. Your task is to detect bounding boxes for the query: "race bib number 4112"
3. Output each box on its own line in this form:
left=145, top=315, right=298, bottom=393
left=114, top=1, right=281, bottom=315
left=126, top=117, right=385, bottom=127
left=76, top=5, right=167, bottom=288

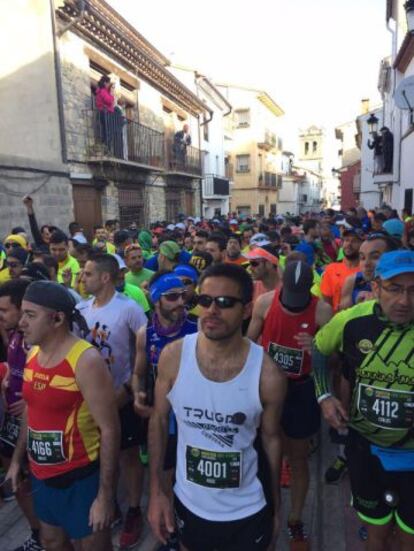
left=357, top=384, right=414, bottom=430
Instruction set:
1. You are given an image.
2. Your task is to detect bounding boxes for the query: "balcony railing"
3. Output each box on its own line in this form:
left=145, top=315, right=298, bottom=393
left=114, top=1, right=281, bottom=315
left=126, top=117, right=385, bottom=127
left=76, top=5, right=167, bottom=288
left=85, top=109, right=201, bottom=176
left=86, top=108, right=165, bottom=169
left=203, top=174, right=230, bottom=197
left=166, top=138, right=202, bottom=176
left=258, top=131, right=277, bottom=151
left=259, top=171, right=281, bottom=188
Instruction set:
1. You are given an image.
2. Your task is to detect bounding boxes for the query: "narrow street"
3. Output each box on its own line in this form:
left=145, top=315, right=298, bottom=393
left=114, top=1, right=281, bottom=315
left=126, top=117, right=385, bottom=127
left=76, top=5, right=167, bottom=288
left=0, top=425, right=367, bottom=551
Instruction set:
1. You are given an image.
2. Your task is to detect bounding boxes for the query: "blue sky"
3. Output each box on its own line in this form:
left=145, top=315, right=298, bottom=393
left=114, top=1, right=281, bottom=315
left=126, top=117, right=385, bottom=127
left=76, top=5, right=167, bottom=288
left=108, top=0, right=389, bottom=151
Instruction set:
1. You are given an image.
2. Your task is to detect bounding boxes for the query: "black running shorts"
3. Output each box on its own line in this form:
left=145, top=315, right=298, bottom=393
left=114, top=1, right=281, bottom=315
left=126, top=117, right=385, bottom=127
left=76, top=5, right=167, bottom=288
left=174, top=496, right=272, bottom=551
left=281, top=377, right=321, bottom=440
left=346, top=430, right=414, bottom=534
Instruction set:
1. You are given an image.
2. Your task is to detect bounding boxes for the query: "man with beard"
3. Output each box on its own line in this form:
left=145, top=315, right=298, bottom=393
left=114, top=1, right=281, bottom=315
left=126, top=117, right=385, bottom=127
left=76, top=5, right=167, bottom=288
left=225, top=235, right=249, bottom=268
left=320, top=229, right=363, bottom=312
left=339, top=234, right=397, bottom=310
left=133, top=271, right=197, bottom=551
left=77, top=254, right=147, bottom=550
left=148, top=264, right=287, bottom=551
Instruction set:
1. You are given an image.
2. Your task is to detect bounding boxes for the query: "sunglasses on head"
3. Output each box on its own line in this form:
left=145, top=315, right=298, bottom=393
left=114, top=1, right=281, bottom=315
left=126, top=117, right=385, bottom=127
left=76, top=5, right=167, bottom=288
left=366, top=232, right=387, bottom=241
left=197, top=294, right=245, bottom=309
left=161, top=290, right=187, bottom=302
left=125, top=244, right=141, bottom=254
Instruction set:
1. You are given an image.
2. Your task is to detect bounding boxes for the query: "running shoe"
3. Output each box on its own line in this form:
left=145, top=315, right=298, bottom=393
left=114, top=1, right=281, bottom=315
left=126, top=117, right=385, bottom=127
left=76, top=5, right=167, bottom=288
left=358, top=526, right=368, bottom=541
left=324, top=456, right=347, bottom=484
left=280, top=458, right=291, bottom=488
left=13, top=534, right=45, bottom=551
left=288, top=521, right=309, bottom=550
left=119, top=507, right=143, bottom=549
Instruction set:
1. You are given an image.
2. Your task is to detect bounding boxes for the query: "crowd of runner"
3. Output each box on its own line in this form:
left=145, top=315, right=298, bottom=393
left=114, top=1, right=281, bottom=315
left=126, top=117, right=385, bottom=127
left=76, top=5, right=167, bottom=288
left=0, top=196, right=413, bottom=551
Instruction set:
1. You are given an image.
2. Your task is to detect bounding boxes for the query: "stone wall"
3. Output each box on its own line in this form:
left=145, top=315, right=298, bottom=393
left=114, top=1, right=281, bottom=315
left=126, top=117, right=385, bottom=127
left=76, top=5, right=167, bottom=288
left=101, top=181, right=119, bottom=223
left=0, top=164, right=73, bottom=240
left=146, top=176, right=166, bottom=222
left=59, top=32, right=94, bottom=164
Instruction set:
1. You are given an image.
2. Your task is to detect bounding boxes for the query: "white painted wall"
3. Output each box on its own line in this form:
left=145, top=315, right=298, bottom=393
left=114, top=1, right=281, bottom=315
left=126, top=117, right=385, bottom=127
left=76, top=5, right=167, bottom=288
left=358, top=109, right=383, bottom=209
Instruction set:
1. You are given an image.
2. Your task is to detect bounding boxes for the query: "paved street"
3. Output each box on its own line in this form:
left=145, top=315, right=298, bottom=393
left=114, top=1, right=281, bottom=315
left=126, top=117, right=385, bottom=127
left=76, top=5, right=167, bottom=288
left=0, top=424, right=370, bottom=551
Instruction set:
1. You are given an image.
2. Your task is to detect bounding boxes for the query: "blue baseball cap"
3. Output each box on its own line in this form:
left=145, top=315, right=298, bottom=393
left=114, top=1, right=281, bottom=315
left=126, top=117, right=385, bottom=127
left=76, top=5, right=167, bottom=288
left=375, top=250, right=414, bottom=280
left=173, top=264, right=199, bottom=283
left=150, top=273, right=184, bottom=303
left=383, top=219, right=405, bottom=239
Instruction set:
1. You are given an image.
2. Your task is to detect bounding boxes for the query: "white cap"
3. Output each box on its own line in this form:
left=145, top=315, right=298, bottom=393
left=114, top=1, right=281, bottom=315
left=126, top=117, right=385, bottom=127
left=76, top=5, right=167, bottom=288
left=167, top=224, right=175, bottom=231
left=175, top=222, right=186, bottom=230
left=112, top=253, right=127, bottom=270
left=250, top=233, right=270, bottom=247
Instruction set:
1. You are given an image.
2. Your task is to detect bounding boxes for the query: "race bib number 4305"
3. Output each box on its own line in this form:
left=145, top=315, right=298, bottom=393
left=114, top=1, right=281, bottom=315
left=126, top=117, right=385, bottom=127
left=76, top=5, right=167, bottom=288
left=186, top=446, right=241, bottom=489
left=28, top=428, right=66, bottom=465
left=268, top=342, right=304, bottom=376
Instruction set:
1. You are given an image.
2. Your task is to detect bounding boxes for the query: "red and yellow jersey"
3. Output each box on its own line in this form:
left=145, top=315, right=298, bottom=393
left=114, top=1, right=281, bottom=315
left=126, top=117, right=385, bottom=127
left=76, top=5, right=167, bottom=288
left=23, top=340, right=100, bottom=480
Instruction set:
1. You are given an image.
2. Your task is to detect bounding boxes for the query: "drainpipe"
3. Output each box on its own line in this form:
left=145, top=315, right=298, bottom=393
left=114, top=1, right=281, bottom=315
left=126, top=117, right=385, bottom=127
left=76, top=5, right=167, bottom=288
left=50, top=0, right=69, bottom=164
left=197, top=115, right=204, bottom=217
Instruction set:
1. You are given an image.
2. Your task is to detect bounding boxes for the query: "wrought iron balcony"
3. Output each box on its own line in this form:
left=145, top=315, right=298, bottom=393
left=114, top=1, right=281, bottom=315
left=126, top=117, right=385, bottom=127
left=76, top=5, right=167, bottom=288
left=258, top=131, right=277, bottom=151
left=85, top=108, right=165, bottom=169
left=203, top=174, right=230, bottom=197
left=165, top=138, right=202, bottom=177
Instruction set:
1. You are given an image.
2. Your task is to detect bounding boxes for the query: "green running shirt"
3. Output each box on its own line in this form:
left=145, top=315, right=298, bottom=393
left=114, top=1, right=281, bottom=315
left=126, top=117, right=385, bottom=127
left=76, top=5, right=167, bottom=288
left=315, top=300, right=414, bottom=448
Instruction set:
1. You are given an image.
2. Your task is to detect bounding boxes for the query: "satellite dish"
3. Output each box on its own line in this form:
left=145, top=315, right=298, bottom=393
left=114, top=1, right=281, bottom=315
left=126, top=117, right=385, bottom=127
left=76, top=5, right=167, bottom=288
left=394, top=75, right=414, bottom=110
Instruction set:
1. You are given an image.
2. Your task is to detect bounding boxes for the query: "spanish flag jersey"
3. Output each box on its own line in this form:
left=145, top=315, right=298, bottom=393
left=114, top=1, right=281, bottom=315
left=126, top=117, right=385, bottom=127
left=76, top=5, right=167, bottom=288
left=23, top=340, right=100, bottom=480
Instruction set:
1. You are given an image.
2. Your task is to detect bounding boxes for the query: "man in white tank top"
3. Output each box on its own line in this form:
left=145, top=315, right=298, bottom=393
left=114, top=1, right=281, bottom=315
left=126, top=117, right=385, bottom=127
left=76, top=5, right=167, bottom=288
left=148, top=264, right=287, bottom=551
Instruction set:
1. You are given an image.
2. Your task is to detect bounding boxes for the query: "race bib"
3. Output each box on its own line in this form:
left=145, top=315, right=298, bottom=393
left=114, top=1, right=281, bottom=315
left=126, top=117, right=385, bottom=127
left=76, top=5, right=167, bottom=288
left=0, top=413, right=20, bottom=447
left=28, top=428, right=66, bottom=465
left=268, top=342, right=304, bottom=376
left=357, top=384, right=414, bottom=430
left=186, top=446, right=241, bottom=489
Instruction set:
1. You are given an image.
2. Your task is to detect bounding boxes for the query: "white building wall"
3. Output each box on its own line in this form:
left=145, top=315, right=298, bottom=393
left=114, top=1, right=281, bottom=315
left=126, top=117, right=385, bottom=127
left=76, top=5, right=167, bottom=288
left=358, top=109, right=383, bottom=209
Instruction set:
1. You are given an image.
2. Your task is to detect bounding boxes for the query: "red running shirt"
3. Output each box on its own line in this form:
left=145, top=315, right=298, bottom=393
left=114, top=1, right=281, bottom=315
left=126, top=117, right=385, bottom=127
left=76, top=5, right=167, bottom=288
left=23, top=340, right=100, bottom=480
left=261, top=291, right=318, bottom=380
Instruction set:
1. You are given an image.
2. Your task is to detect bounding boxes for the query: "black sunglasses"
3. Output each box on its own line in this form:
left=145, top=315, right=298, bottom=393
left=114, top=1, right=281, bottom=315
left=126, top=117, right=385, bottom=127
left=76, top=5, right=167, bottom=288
left=197, top=294, right=245, bottom=309
left=161, top=290, right=187, bottom=302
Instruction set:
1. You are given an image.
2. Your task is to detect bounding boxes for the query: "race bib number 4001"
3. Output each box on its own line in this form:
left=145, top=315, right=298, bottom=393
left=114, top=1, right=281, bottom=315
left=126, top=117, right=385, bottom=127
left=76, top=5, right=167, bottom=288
left=186, top=446, right=241, bottom=489
left=358, top=384, right=414, bottom=430
left=268, top=342, right=304, bottom=376
left=28, top=428, right=66, bottom=465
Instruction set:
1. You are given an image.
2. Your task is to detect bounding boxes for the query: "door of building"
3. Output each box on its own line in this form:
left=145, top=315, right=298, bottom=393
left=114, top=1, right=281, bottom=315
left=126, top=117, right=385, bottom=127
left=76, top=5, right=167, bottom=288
left=72, top=183, right=102, bottom=240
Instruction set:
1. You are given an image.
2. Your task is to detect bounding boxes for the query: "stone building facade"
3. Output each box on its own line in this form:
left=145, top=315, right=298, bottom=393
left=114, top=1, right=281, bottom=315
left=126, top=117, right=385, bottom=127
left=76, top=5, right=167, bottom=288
left=0, top=0, right=207, bottom=240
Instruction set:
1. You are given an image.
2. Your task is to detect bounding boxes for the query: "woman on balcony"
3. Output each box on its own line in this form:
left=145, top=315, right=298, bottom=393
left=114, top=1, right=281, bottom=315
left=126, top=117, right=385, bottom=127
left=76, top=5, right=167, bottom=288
left=95, top=75, right=115, bottom=153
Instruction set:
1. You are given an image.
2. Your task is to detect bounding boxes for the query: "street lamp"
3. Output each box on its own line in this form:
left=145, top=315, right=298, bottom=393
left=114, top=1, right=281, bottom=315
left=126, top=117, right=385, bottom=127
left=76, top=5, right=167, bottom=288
left=405, top=0, right=414, bottom=33
left=367, top=113, right=379, bottom=135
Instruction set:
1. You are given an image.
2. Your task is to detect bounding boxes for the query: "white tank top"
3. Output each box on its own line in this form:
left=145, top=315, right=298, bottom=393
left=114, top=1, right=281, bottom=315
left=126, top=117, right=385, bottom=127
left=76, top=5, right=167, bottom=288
left=167, top=332, right=266, bottom=521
